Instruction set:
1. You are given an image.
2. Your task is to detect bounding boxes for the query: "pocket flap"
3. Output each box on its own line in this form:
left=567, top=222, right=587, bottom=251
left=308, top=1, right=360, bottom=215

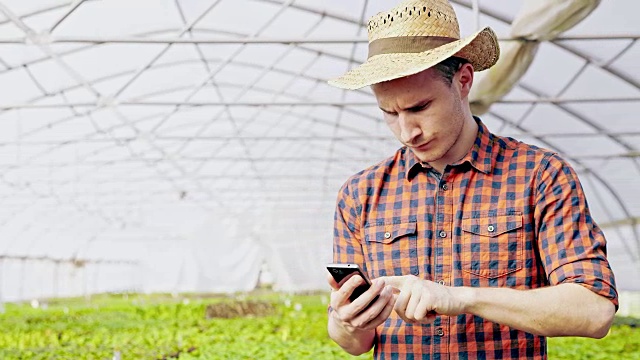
left=461, top=215, right=522, bottom=237
left=366, top=221, right=417, bottom=244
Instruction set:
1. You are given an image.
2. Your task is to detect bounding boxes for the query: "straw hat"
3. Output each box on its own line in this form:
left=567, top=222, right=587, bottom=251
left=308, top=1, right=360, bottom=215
left=328, top=0, right=500, bottom=90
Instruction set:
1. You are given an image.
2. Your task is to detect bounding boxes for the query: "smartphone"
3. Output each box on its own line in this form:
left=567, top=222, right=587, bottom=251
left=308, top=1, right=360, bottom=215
left=326, top=263, right=376, bottom=303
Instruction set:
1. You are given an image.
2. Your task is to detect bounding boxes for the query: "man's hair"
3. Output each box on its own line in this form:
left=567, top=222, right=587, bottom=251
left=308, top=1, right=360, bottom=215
left=432, top=57, right=469, bottom=86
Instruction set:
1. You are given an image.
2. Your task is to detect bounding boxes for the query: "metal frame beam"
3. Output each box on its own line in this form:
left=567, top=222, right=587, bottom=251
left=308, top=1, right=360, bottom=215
left=1, top=97, right=639, bottom=110
left=0, top=34, right=639, bottom=44
left=0, top=130, right=637, bottom=146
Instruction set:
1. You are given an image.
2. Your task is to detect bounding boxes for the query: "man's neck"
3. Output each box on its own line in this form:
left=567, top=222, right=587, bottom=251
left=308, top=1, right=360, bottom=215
left=429, top=115, right=478, bottom=174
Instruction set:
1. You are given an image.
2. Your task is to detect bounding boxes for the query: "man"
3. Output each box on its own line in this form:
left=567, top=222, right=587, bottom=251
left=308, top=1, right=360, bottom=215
left=326, top=0, right=618, bottom=359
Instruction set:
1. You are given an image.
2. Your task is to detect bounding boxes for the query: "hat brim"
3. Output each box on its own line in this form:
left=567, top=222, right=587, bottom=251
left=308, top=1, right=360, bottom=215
left=328, top=27, right=499, bottom=90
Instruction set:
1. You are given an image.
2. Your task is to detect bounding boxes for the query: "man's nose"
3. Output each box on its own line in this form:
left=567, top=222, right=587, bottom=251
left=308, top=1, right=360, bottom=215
left=398, top=114, right=422, bottom=144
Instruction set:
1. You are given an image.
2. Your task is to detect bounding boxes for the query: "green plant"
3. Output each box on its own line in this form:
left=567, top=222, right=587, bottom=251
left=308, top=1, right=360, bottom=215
left=0, top=293, right=636, bottom=359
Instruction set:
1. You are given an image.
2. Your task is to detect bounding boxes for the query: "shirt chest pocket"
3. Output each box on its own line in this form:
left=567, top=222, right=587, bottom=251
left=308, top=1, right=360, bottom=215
left=363, top=221, right=418, bottom=278
left=460, top=214, right=523, bottom=279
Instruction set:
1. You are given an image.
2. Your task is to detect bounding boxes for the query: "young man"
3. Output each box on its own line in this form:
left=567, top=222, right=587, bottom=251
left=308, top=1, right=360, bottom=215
left=326, top=0, right=618, bottom=359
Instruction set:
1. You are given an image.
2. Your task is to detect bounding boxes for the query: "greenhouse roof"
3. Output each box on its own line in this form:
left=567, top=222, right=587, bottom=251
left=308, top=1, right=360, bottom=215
left=0, top=0, right=637, bottom=295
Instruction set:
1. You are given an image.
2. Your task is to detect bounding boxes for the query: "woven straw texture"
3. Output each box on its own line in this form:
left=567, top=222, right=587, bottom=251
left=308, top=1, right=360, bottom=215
left=329, top=0, right=500, bottom=90
left=367, top=0, right=460, bottom=41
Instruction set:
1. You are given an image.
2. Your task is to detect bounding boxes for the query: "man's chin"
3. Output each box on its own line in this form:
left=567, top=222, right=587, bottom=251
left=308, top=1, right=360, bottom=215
left=408, top=148, right=442, bottom=164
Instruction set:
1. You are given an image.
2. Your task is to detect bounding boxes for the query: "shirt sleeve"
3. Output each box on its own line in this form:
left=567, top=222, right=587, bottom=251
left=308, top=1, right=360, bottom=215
left=534, top=153, right=618, bottom=308
left=328, top=180, right=366, bottom=314
left=333, top=179, right=366, bottom=268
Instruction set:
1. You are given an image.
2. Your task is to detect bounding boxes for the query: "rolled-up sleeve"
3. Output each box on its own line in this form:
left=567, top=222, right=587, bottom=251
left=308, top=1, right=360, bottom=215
left=333, top=179, right=366, bottom=269
left=534, top=154, right=618, bottom=308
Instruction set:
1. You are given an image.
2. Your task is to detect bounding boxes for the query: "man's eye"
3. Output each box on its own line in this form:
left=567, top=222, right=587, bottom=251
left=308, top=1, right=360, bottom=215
left=409, top=103, right=429, bottom=112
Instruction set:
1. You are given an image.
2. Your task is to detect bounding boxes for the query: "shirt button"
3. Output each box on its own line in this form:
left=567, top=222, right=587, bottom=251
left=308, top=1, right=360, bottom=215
left=487, top=225, right=495, bottom=232
left=384, top=231, right=391, bottom=239
left=436, top=328, right=444, bottom=336
left=439, top=230, right=446, bottom=238
left=441, top=183, right=448, bottom=191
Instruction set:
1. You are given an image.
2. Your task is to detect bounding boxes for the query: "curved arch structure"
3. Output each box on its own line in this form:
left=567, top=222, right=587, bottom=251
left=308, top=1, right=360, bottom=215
left=0, top=0, right=637, bottom=299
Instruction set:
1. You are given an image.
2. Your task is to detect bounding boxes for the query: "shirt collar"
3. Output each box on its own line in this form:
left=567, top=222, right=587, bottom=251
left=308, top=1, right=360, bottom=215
left=405, top=117, right=494, bottom=180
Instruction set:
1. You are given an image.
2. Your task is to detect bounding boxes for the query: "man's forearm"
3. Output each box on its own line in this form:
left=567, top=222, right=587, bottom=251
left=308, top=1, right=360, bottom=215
left=328, top=310, right=375, bottom=355
left=458, top=283, right=615, bottom=338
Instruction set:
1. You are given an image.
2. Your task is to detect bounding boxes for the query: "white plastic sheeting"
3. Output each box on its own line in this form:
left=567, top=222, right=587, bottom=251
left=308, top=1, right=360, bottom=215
left=256, top=206, right=334, bottom=292
left=0, top=257, right=139, bottom=302
left=0, top=0, right=637, bottom=300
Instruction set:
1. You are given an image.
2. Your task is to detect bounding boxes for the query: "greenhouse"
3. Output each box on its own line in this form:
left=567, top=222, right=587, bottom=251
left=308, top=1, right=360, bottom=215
left=0, top=0, right=638, bottom=358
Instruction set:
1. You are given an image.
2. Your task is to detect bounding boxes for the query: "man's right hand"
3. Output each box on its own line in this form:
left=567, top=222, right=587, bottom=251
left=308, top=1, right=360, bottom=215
left=327, top=272, right=396, bottom=331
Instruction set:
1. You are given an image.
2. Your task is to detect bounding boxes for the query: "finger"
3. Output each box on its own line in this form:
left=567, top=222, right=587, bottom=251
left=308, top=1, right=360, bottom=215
left=329, top=277, right=368, bottom=324
left=334, top=275, right=365, bottom=306
left=350, top=284, right=391, bottom=329
left=353, top=282, right=393, bottom=329
left=404, top=285, right=422, bottom=322
left=380, top=275, right=409, bottom=290
left=393, top=281, right=413, bottom=323
left=349, top=278, right=385, bottom=313
left=361, top=287, right=396, bottom=330
left=336, top=271, right=359, bottom=287
left=414, top=291, right=434, bottom=322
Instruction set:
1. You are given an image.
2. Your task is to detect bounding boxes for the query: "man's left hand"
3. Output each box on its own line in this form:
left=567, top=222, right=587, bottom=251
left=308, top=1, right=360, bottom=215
left=381, top=275, right=469, bottom=324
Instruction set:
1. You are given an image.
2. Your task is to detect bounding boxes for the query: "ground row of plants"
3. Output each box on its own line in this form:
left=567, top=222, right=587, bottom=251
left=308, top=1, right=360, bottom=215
left=0, top=292, right=637, bottom=359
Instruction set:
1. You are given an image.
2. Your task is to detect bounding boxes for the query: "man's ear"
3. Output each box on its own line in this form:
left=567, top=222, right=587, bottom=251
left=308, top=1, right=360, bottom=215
left=456, top=63, right=474, bottom=98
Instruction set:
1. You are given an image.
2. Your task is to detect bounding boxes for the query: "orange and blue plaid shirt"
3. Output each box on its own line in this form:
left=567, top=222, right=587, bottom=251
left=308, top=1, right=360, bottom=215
left=333, top=118, right=618, bottom=360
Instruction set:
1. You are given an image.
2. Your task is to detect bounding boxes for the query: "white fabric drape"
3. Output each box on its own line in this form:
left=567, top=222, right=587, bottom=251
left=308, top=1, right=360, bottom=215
left=469, top=0, right=601, bottom=115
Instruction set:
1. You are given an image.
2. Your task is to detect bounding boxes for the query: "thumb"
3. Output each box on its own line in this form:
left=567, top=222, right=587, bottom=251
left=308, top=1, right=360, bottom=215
left=326, top=272, right=339, bottom=291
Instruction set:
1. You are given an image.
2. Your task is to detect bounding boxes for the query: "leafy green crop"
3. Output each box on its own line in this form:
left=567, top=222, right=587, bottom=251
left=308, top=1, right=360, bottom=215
left=0, top=293, right=369, bottom=360
left=0, top=293, right=636, bottom=359
left=549, top=325, right=640, bottom=360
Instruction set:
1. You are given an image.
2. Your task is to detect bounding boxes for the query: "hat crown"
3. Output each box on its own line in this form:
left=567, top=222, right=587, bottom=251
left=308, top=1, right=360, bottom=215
left=367, top=0, right=460, bottom=42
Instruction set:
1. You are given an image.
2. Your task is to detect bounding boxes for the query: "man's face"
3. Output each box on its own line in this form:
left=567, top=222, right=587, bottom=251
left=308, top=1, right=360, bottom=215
left=371, top=67, right=470, bottom=165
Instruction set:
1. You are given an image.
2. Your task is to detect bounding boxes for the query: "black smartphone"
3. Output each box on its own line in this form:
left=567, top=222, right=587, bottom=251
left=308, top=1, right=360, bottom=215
left=326, top=263, right=376, bottom=303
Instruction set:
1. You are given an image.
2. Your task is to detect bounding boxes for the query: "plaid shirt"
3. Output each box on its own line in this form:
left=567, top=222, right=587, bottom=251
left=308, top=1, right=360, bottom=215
left=333, top=118, right=618, bottom=360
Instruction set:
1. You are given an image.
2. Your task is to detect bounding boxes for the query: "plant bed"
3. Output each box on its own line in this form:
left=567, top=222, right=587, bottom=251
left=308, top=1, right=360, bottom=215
left=0, top=293, right=636, bottom=359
